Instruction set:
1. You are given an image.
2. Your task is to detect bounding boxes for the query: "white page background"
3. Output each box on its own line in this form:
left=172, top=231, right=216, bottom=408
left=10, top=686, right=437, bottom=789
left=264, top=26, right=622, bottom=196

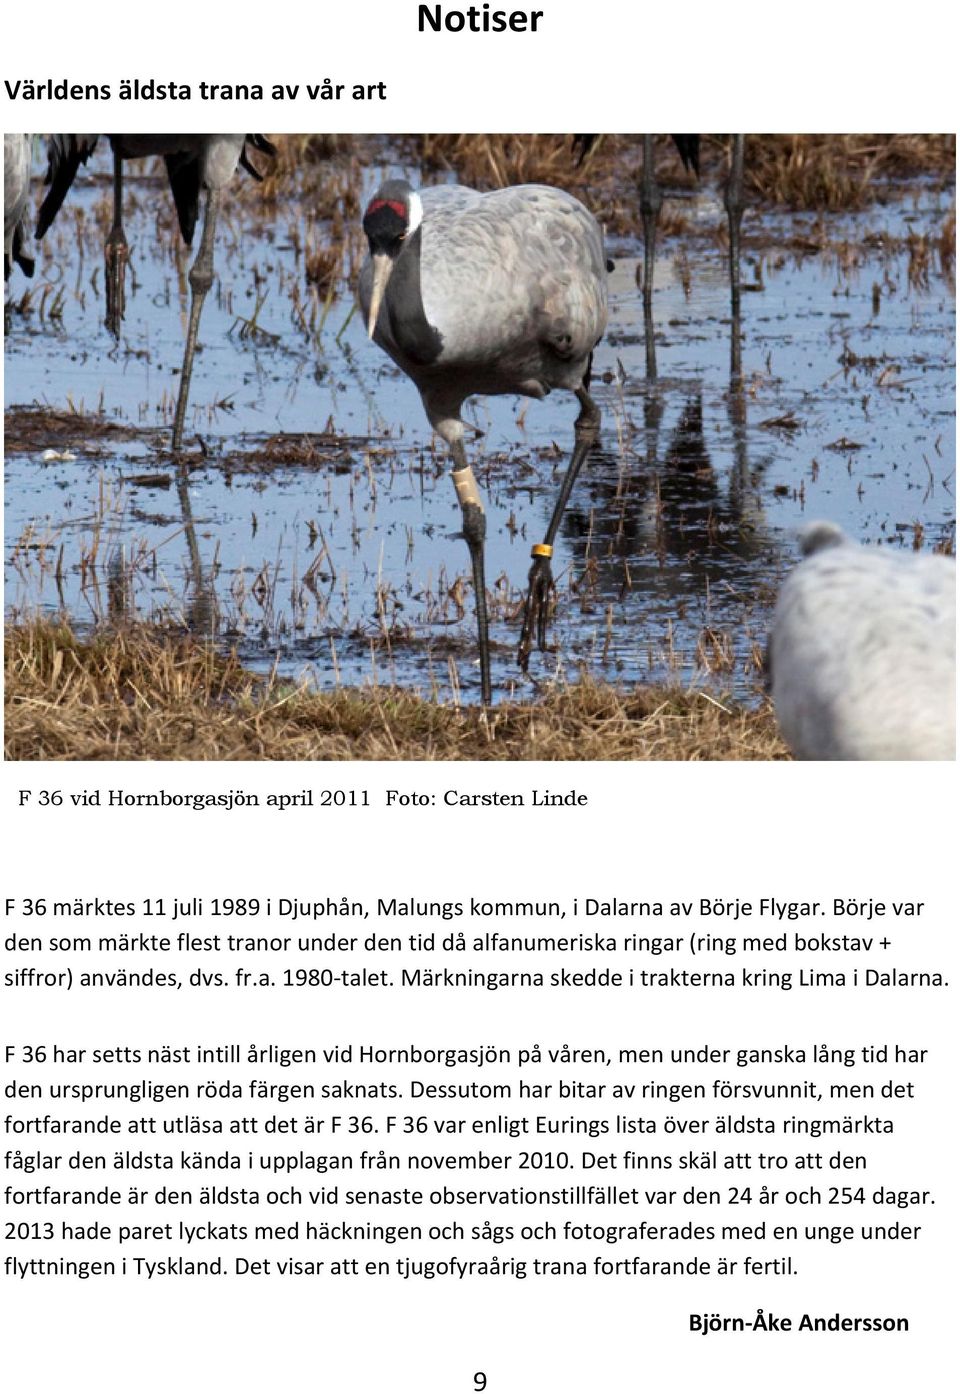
left=2, top=6, right=956, bottom=1391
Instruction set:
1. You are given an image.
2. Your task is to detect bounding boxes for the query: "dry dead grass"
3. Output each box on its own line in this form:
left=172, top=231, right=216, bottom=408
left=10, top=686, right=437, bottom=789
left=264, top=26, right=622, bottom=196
left=5, top=621, right=787, bottom=762
left=4, top=406, right=141, bottom=456
left=400, top=134, right=956, bottom=228
left=745, top=134, right=955, bottom=209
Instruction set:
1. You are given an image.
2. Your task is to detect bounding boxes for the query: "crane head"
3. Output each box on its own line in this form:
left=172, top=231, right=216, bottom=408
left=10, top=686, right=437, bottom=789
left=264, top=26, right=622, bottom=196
left=362, top=179, right=423, bottom=337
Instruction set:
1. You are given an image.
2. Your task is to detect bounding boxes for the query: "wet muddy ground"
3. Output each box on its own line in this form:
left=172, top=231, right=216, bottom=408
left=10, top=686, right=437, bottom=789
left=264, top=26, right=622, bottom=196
left=5, top=143, right=956, bottom=704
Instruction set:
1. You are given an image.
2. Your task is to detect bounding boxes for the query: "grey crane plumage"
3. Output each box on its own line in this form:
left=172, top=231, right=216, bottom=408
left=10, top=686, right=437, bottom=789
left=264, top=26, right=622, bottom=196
left=358, top=179, right=609, bottom=704
left=36, top=134, right=276, bottom=453
left=769, top=522, right=956, bottom=760
left=4, top=133, right=35, bottom=282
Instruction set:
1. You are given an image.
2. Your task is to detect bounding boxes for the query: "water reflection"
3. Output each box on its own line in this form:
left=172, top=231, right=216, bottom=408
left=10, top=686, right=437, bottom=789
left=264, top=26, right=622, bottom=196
left=175, top=464, right=219, bottom=637
left=4, top=157, right=955, bottom=701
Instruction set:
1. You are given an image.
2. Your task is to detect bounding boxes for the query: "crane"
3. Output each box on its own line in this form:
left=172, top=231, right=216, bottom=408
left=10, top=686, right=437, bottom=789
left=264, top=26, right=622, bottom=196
left=35, top=134, right=276, bottom=453
left=769, top=522, right=956, bottom=760
left=575, top=134, right=746, bottom=378
left=358, top=178, right=609, bottom=705
left=4, top=133, right=35, bottom=283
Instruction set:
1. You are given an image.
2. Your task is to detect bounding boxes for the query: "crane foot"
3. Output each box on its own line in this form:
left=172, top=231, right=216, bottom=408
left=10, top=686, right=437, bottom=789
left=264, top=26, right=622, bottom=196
left=518, top=552, right=555, bottom=671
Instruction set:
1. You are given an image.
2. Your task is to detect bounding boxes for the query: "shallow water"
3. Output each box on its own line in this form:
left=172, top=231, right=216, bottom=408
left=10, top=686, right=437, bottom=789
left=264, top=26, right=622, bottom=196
left=4, top=149, right=956, bottom=703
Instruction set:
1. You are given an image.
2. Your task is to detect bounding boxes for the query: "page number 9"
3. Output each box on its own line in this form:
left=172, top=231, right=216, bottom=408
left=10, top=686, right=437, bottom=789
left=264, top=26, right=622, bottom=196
left=473, top=1375, right=487, bottom=1392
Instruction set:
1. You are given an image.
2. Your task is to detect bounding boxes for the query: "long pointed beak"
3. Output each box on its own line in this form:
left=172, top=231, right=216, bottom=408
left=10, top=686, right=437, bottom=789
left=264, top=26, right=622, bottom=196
left=367, top=254, right=393, bottom=339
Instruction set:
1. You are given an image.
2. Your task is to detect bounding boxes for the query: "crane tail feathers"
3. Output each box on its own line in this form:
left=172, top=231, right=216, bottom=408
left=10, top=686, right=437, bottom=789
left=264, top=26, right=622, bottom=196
left=245, top=135, right=278, bottom=159
left=12, top=226, right=36, bottom=279
left=798, top=521, right=847, bottom=557
left=241, top=135, right=279, bottom=181
left=572, top=134, right=598, bottom=166
left=164, top=155, right=202, bottom=246
left=36, top=136, right=98, bottom=240
left=671, top=134, right=701, bottom=177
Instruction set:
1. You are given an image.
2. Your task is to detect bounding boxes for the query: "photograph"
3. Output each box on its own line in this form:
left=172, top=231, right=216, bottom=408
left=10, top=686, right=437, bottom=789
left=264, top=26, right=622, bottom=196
left=4, top=133, right=956, bottom=759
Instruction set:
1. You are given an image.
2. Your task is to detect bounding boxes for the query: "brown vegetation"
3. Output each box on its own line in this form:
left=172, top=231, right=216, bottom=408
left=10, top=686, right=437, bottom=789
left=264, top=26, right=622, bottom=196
left=411, top=133, right=956, bottom=191
left=5, top=621, right=787, bottom=762
left=3, top=405, right=140, bottom=457
left=401, top=134, right=956, bottom=227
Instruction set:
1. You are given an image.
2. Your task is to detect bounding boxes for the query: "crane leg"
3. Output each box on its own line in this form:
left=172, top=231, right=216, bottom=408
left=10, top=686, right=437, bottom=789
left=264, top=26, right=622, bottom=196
left=725, top=134, right=746, bottom=379
left=519, top=384, right=601, bottom=672
left=104, top=151, right=128, bottom=338
left=639, top=134, right=661, bottom=381
left=172, top=187, right=221, bottom=455
left=451, top=442, right=492, bottom=706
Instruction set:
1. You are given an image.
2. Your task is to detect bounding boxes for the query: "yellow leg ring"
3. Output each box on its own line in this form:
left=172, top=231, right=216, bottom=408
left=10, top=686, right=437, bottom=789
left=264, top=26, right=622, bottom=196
left=531, top=543, right=553, bottom=559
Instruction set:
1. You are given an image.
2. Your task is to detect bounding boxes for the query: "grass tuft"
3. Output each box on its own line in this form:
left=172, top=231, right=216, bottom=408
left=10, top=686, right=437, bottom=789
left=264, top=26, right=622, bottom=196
left=399, top=134, right=956, bottom=230
left=5, top=620, right=787, bottom=762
